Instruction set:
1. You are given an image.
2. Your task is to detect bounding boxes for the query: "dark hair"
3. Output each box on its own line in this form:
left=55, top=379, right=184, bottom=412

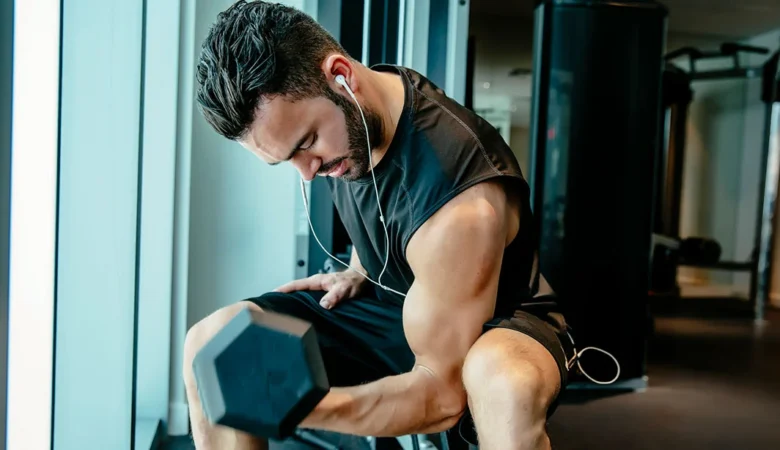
left=196, top=1, right=349, bottom=140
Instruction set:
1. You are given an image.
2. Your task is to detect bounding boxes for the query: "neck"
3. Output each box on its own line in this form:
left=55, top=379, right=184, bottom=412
left=360, top=66, right=405, bottom=164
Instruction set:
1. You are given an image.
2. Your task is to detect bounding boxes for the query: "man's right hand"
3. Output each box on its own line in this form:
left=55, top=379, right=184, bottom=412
left=274, top=270, right=370, bottom=310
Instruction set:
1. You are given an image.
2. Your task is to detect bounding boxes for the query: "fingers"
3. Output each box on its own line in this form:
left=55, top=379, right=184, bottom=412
left=319, top=283, right=350, bottom=310
left=274, top=273, right=353, bottom=310
left=274, top=274, right=326, bottom=293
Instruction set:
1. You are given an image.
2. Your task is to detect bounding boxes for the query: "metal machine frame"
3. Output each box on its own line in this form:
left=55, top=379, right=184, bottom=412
left=653, top=43, right=780, bottom=320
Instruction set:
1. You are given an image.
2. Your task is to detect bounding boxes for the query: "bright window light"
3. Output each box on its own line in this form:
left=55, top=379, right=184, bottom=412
left=7, top=1, right=61, bottom=448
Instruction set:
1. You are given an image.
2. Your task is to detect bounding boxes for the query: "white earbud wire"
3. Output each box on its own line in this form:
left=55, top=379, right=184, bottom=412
left=300, top=74, right=403, bottom=297
left=339, top=79, right=393, bottom=287
left=300, top=180, right=406, bottom=297
left=565, top=331, right=621, bottom=385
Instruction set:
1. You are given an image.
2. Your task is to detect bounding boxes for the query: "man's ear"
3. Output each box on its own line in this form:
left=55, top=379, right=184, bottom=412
left=322, top=53, right=357, bottom=94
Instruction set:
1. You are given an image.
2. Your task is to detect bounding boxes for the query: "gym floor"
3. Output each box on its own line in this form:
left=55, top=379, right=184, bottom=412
left=162, top=302, right=780, bottom=450
left=548, top=302, right=780, bottom=450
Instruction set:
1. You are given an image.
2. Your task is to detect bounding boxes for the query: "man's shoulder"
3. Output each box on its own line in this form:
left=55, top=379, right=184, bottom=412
left=405, top=180, right=517, bottom=266
left=404, top=78, right=515, bottom=167
left=406, top=180, right=520, bottom=255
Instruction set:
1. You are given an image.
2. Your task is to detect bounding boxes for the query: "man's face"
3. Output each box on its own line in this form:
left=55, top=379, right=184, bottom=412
left=240, top=89, right=383, bottom=182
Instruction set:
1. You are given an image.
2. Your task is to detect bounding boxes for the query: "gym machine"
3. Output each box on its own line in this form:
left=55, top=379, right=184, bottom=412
left=649, top=42, right=780, bottom=321
left=529, top=0, right=667, bottom=388
left=756, top=52, right=780, bottom=321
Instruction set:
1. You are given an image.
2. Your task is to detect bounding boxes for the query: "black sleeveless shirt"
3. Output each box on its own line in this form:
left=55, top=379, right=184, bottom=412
left=325, top=65, right=540, bottom=315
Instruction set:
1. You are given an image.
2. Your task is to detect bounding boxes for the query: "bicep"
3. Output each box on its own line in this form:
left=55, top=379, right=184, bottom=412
left=402, top=280, right=495, bottom=386
left=403, top=196, right=507, bottom=386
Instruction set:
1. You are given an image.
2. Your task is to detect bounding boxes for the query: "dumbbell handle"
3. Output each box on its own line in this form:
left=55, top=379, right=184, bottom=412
left=294, top=430, right=342, bottom=450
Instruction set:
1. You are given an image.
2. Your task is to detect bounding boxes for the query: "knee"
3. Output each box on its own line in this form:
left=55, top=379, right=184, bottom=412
left=462, top=338, right=550, bottom=417
left=183, top=301, right=261, bottom=386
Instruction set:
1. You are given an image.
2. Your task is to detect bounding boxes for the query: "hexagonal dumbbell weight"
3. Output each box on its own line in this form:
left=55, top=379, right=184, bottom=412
left=192, top=306, right=330, bottom=440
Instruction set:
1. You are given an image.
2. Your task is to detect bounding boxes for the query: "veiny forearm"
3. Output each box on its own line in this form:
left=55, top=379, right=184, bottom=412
left=347, top=247, right=373, bottom=294
left=300, top=366, right=464, bottom=437
left=349, top=246, right=366, bottom=274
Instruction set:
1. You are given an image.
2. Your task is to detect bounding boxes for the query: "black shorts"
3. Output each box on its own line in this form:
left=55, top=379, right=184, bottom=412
left=246, top=289, right=572, bottom=444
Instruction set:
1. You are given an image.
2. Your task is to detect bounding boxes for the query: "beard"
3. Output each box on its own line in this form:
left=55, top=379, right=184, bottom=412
left=323, top=89, right=384, bottom=181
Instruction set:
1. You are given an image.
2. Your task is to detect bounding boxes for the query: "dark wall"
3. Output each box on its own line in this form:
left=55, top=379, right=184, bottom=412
left=367, top=0, right=400, bottom=66
left=339, top=0, right=365, bottom=59
left=427, top=0, right=449, bottom=89
left=0, top=0, right=13, bottom=446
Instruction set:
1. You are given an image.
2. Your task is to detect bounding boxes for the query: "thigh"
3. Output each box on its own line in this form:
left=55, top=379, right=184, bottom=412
left=483, top=308, right=572, bottom=392
left=245, top=290, right=415, bottom=387
left=455, top=308, right=573, bottom=445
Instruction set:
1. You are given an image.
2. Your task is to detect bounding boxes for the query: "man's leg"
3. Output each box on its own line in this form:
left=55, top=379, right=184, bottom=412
left=182, top=290, right=413, bottom=450
left=462, top=328, right=563, bottom=450
left=183, top=301, right=268, bottom=450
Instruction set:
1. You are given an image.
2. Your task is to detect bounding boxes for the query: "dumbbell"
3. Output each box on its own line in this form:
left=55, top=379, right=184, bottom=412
left=192, top=306, right=340, bottom=447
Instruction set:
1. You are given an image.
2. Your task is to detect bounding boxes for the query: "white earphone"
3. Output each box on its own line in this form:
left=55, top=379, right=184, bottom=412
left=299, top=73, right=404, bottom=297
left=335, top=74, right=349, bottom=90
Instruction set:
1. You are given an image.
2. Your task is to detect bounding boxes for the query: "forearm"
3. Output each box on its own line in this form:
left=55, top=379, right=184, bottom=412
left=300, top=367, right=464, bottom=437
left=349, top=246, right=366, bottom=274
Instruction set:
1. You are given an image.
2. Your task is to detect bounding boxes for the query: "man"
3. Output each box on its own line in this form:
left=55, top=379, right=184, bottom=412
left=184, top=1, right=572, bottom=449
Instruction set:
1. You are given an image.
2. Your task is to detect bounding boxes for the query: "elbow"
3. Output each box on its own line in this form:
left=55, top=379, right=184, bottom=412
left=434, top=409, right=467, bottom=434
left=424, top=384, right=468, bottom=433
left=444, top=385, right=468, bottom=421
